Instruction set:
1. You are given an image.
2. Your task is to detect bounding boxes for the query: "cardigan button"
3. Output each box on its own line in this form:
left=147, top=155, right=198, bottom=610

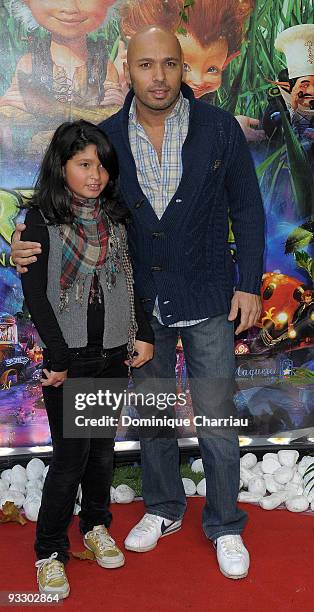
left=134, top=199, right=145, bottom=209
left=151, top=266, right=163, bottom=272
left=152, top=232, right=165, bottom=239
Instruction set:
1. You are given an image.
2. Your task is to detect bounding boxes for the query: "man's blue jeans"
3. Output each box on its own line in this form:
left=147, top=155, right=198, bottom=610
left=133, top=315, right=248, bottom=541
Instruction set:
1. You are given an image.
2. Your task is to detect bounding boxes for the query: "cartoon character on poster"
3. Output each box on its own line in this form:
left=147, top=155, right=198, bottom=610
left=0, top=0, right=124, bottom=157
left=263, top=24, right=314, bottom=147
left=116, top=0, right=265, bottom=142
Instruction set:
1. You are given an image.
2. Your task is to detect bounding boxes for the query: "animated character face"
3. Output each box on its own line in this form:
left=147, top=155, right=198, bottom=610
left=260, top=273, right=303, bottom=329
left=292, top=75, right=314, bottom=110
left=177, top=34, right=228, bottom=97
left=24, top=0, right=113, bottom=39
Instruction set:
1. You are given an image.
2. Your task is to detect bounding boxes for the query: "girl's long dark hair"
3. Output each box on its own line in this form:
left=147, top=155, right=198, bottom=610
left=30, top=120, right=128, bottom=224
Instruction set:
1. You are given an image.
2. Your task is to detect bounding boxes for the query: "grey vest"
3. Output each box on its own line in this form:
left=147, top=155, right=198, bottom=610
left=39, top=223, right=131, bottom=349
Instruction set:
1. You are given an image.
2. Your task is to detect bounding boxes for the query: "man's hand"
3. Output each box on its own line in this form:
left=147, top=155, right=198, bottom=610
left=126, top=340, right=154, bottom=368
left=41, top=369, right=68, bottom=388
left=235, top=115, right=265, bottom=142
left=11, top=222, right=42, bottom=273
left=228, top=291, right=262, bottom=335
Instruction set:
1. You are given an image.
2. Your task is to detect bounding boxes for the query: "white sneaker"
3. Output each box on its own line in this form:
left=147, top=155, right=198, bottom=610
left=124, top=513, right=182, bottom=552
left=215, top=535, right=250, bottom=579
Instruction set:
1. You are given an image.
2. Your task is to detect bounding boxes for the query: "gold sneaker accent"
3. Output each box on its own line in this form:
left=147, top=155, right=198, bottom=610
left=35, top=552, right=70, bottom=599
left=84, top=525, right=125, bottom=568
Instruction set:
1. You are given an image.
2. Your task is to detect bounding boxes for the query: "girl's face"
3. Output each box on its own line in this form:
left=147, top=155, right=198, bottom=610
left=64, top=144, right=109, bottom=199
left=24, top=0, right=113, bottom=40
left=177, top=34, right=228, bottom=97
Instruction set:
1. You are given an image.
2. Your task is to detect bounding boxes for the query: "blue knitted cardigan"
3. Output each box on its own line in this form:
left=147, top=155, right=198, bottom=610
left=99, top=83, right=265, bottom=324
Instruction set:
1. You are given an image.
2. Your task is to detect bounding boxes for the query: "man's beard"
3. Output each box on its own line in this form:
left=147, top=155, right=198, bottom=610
left=129, top=76, right=181, bottom=112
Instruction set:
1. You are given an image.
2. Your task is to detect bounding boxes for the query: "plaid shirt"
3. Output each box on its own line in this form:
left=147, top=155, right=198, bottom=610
left=128, top=93, right=207, bottom=327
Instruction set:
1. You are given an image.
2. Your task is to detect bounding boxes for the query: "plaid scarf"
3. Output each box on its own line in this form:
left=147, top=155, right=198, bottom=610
left=59, top=195, right=137, bottom=361
left=60, top=196, right=109, bottom=301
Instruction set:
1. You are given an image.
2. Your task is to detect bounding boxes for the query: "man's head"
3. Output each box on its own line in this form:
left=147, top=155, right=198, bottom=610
left=120, top=0, right=254, bottom=98
left=123, top=26, right=184, bottom=113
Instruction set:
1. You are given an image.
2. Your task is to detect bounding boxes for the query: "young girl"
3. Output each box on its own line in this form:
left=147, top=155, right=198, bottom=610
left=21, top=120, right=154, bottom=599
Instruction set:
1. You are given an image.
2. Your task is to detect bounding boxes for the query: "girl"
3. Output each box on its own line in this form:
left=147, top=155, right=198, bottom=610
left=21, top=120, right=154, bottom=599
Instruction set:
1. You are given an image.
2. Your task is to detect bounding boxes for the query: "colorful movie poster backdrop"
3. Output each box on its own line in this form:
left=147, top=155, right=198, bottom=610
left=0, top=0, right=313, bottom=449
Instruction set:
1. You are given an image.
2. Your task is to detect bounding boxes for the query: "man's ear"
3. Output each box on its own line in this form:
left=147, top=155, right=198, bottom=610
left=123, top=62, right=131, bottom=87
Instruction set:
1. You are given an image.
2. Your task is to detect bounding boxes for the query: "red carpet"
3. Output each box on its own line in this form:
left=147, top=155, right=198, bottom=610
left=0, top=499, right=313, bottom=612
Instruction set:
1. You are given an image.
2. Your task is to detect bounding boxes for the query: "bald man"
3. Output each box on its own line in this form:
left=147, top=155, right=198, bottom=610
left=12, top=27, right=265, bottom=579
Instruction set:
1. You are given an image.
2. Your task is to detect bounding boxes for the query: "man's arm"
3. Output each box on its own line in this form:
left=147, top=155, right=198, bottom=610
left=225, top=116, right=265, bottom=334
left=11, top=222, right=42, bottom=273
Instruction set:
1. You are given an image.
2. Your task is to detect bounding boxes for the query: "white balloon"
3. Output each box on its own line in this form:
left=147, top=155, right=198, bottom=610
left=264, top=474, right=282, bottom=494
left=262, top=455, right=281, bottom=474
left=304, top=488, right=314, bottom=503
left=25, top=488, right=42, bottom=502
left=240, top=453, right=257, bottom=469
left=182, top=478, right=197, bottom=496
left=240, top=466, right=254, bottom=488
left=274, top=466, right=294, bottom=485
left=259, top=494, right=283, bottom=510
left=25, top=492, right=41, bottom=504
left=248, top=476, right=266, bottom=497
left=282, top=483, right=304, bottom=499
left=252, top=461, right=264, bottom=475
left=263, top=452, right=279, bottom=461
left=1, top=469, right=12, bottom=485
left=278, top=450, right=299, bottom=467
left=26, top=458, right=45, bottom=480
left=0, top=480, right=8, bottom=494
left=196, top=479, right=206, bottom=496
left=115, top=484, right=135, bottom=504
left=286, top=496, right=309, bottom=513
left=110, top=486, right=116, bottom=503
left=42, top=466, right=50, bottom=481
left=23, top=500, right=41, bottom=521
left=191, top=459, right=204, bottom=474
left=238, top=491, right=261, bottom=503
left=26, top=478, right=43, bottom=491
left=1, top=490, right=25, bottom=508
left=239, top=479, right=243, bottom=490
left=11, top=465, right=27, bottom=484
left=9, top=482, right=25, bottom=494
left=292, top=471, right=302, bottom=485
left=297, top=456, right=314, bottom=476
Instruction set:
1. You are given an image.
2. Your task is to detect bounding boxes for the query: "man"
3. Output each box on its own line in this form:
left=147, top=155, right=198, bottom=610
left=11, top=27, right=265, bottom=580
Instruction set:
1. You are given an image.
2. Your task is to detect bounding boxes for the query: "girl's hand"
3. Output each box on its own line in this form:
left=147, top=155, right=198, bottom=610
left=41, top=369, right=68, bottom=387
left=125, top=340, right=154, bottom=369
